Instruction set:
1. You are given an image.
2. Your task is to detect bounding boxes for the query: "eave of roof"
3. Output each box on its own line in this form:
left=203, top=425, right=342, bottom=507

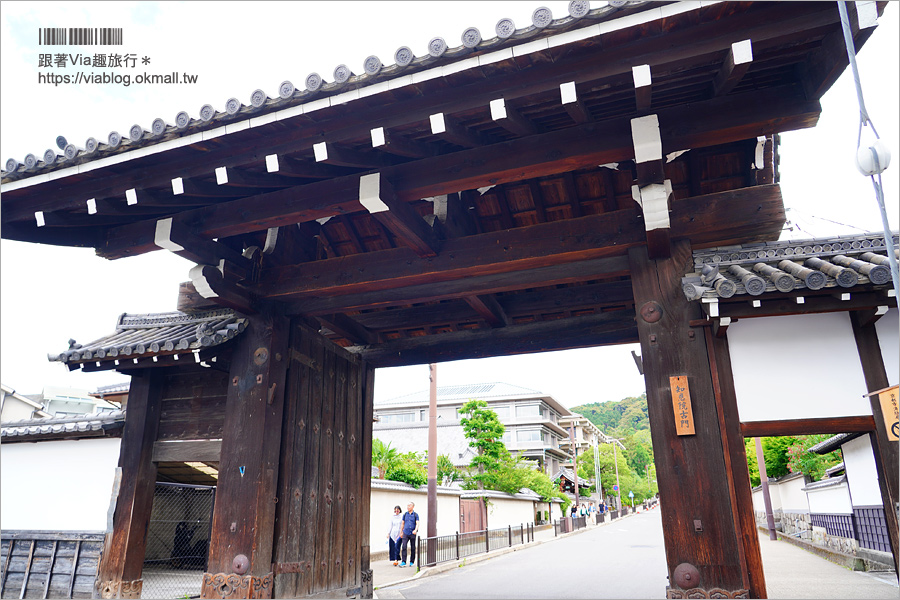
left=0, top=409, right=125, bottom=442
left=682, top=231, right=899, bottom=302
left=809, top=433, right=864, bottom=454
left=2, top=0, right=667, bottom=186
left=47, top=308, right=248, bottom=367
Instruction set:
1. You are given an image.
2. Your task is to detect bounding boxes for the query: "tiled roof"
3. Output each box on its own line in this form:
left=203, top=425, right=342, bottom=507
left=2, top=0, right=644, bottom=182
left=380, top=382, right=545, bottom=406
left=48, top=308, right=248, bottom=366
left=94, top=382, right=130, bottom=395
left=809, top=433, right=864, bottom=455
left=1, top=410, right=125, bottom=441
left=682, top=232, right=899, bottom=301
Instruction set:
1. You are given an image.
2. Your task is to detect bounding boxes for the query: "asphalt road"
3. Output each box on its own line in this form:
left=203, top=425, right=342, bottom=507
left=379, top=510, right=670, bottom=599
left=376, top=508, right=900, bottom=599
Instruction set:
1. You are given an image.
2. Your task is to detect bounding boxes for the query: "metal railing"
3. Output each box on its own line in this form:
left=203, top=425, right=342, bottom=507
left=417, top=523, right=535, bottom=568
left=552, top=515, right=588, bottom=536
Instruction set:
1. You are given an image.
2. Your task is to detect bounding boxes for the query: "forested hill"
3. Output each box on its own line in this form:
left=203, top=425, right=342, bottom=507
left=570, top=393, right=650, bottom=435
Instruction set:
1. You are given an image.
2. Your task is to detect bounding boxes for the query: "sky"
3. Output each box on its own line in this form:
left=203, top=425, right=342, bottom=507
left=1, top=1, right=897, bottom=409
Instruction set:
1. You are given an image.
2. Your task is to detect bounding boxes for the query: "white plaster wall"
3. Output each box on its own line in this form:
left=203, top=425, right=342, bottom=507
left=842, top=435, right=883, bottom=506
left=806, top=483, right=852, bottom=515
left=779, top=476, right=811, bottom=513
left=0, top=398, right=36, bottom=422
left=550, top=501, right=564, bottom=521
left=485, top=496, right=539, bottom=529
left=369, top=484, right=540, bottom=549
left=369, top=486, right=461, bottom=550
left=0, top=438, right=120, bottom=531
left=875, top=308, right=899, bottom=387
left=728, top=313, right=871, bottom=422
left=752, top=481, right=784, bottom=513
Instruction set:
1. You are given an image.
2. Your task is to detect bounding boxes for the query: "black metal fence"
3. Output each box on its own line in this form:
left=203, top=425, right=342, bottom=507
left=141, top=482, right=216, bottom=599
left=552, top=515, right=588, bottom=536
left=417, top=523, right=535, bottom=568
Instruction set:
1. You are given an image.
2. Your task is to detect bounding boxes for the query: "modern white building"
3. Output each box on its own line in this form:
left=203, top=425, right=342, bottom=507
left=373, top=382, right=572, bottom=475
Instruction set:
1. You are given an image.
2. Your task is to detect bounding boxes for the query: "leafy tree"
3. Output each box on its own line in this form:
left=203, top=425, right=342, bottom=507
left=372, top=438, right=398, bottom=479
left=459, top=399, right=507, bottom=492
left=744, top=436, right=797, bottom=485
left=385, top=451, right=427, bottom=487
left=787, top=435, right=842, bottom=481
left=745, top=438, right=761, bottom=487
left=437, top=454, right=461, bottom=486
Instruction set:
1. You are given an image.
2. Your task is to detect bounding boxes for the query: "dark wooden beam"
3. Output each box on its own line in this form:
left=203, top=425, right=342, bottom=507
left=262, top=224, right=317, bottom=267
left=629, top=240, right=761, bottom=597
left=560, top=82, right=592, bottom=125
left=490, top=98, right=539, bottom=137
left=718, top=291, right=896, bottom=320
left=155, top=217, right=254, bottom=278
left=4, top=0, right=843, bottom=229
left=433, top=192, right=478, bottom=238
left=633, top=65, right=652, bottom=112
left=337, top=216, right=366, bottom=254
left=175, top=178, right=248, bottom=198
left=213, top=167, right=297, bottom=189
left=190, top=264, right=258, bottom=314
left=598, top=169, right=618, bottom=214
left=206, top=308, right=290, bottom=583
left=313, top=142, right=397, bottom=169
left=464, top=294, right=510, bottom=328
left=348, top=310, right=638, bottom=368
left=94, top=85, right=810, bottom=259
left=562, top=172, right=585, bottom=218
left=95, top=370, right=164, bottom=598
left=712, top=40, right=753, bottom=97
left=849, top=309, right=900, bottom=574
left=177, top=281, right=220, bottom=312
left=152, top=439, right=222, bottom=463
left=528, top=181, right=547, bottom=223
left=268, top=155, right=359, bottom=180
left=429, top=113, right=488, bottom=148
left=360, top=174, right=441, bottom=258
left=266, top=184, right=784, bottom=304
left=317, top=313, right=379, bottom=346
left=370, top=128, right=438, bottom=159
left=740, top=416, right=876, bottom=438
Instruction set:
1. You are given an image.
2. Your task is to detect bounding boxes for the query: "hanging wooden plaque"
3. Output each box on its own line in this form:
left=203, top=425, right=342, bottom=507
left=877, top=385, right=899, bottom=442
left=670, top=376, right=695, bottom=436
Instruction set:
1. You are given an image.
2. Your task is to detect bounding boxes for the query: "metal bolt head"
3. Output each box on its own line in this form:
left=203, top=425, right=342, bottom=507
left=673, top=562, right=700, bottom=589
left=640, top=301, right=663, bottom=323
left=232, top=554, right=249, bottom=575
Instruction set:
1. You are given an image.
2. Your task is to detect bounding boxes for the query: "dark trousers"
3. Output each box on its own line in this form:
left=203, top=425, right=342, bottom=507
left=388, top=537, right=400, bottom=561
left=400, top=533, right=416, bottom=564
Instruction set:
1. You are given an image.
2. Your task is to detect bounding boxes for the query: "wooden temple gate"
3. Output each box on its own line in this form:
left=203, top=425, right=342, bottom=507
left=2, top=2, right=896, bottom=598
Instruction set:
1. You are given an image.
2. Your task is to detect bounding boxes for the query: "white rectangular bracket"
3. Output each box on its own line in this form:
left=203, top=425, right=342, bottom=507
left=313, top=142, right=328, bottom=162
left=125, top=188, right=138, bottom=205
left=155, top=218, right=185, bottom=251
left=172, top=177, right=184, bottom=195
left=359, top=173, right=389, bottom=213
left=560, top=81, right=577, bottom=105
left=215, top=167, right=228, bottom=185
left=430, top=113, right=446, bottom=134
left=631, top=114, right=662, bottom=163
left=265, top=154, right=279, bottom=173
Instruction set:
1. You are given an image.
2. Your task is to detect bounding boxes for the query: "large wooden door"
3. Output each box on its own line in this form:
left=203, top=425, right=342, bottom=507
left=459, top=499, right=484, bottom=533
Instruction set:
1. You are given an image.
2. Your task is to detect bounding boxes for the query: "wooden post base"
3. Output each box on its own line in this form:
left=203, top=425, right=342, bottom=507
left=667, top=587, right=749, bottom=599
left=97, top=579, right=142, bottom=599
left=201, top=572, right=274, bottom=599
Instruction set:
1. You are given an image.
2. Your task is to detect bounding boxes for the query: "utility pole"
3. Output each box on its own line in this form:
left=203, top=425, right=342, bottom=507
left=569, top=427, right=578, bottom=510
left=593, top=441, right=602, bottom=509
left=755, top=437, right=777, bottom=540
left=427, top=363, right=438, bottom=564
left=612, top=439, right=622, bottom=511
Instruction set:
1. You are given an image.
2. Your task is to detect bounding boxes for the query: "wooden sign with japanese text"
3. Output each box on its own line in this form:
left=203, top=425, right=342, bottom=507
left=877, top=385, right=899, bottom=442
left=670, top=376, right=695, bottom=436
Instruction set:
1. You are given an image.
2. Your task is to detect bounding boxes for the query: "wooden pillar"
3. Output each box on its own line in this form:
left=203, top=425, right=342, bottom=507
left=629, top=241, right=764, bottom=599
left=202, top=307, right=290, bottom=599
left=95, top=370, right=164, bottom=599
left=271, top=320, right=375, bottom=599
left=849, top=311, right=899, bottom=575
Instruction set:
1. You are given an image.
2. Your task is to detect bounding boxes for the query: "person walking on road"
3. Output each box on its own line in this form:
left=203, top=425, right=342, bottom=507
left=399, top=502, right=420, bottom=568
left=387, top=505, right=403, bottom=566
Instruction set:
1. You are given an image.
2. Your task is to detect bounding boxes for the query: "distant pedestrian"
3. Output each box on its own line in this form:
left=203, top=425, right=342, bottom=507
left=399, top=502, right=420, bottom=567
left=387, top=505, right=403, bottom=566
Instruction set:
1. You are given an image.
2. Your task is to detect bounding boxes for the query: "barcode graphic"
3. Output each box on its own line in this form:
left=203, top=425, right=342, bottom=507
left=38, top=27, right=123, bottom=46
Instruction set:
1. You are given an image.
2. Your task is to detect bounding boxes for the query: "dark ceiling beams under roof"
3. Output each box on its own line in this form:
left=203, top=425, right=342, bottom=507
left=2, top=1, right=888, bottom=367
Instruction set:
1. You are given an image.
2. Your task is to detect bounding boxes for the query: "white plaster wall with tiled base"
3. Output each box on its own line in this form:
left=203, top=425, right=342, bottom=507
left=0, top=437, right=120, bottom=530
left=727, top=312, right=872, bottom=423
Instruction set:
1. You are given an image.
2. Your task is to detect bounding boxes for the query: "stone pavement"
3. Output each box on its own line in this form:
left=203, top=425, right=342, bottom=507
left=372, top=507, right=899, bottom=599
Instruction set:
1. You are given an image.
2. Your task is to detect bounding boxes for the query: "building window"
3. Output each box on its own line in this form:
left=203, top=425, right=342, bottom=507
left=516, top=429, right=542, bottom=443
left=379, top=412, right=415, bottom=424
left=492, top=405, right=510, bottom=420
left=516, top=404, right=542, bottom=418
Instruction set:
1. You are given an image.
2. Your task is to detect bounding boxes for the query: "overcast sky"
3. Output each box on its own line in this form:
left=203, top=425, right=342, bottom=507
left=1, top=2, right=897, bottom=408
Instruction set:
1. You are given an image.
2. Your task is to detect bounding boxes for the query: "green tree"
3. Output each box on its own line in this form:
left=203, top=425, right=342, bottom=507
left=745, top=438, right=761, bottom=487
left=372, top=438, right=398, bottom=479
left=744, top=436, right=797, bottom=485
left=459, top=399, right=507, bottom=492
left=787, top=435, right=842, bottom=481
left=437, top=454, right=461, bottom=486
left=385, top=451, right=427, bottom=487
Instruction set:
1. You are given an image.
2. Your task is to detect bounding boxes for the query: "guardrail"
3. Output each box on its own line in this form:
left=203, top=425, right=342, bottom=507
left=416, top=523, right=535, bottom=568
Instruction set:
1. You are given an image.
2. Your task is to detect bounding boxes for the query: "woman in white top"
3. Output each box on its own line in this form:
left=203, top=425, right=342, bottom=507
left=387, top=505, right=403, bottom=566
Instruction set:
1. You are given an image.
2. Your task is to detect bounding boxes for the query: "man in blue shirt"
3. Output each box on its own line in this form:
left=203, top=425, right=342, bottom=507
left=399, top=501, right=420, bottom=567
